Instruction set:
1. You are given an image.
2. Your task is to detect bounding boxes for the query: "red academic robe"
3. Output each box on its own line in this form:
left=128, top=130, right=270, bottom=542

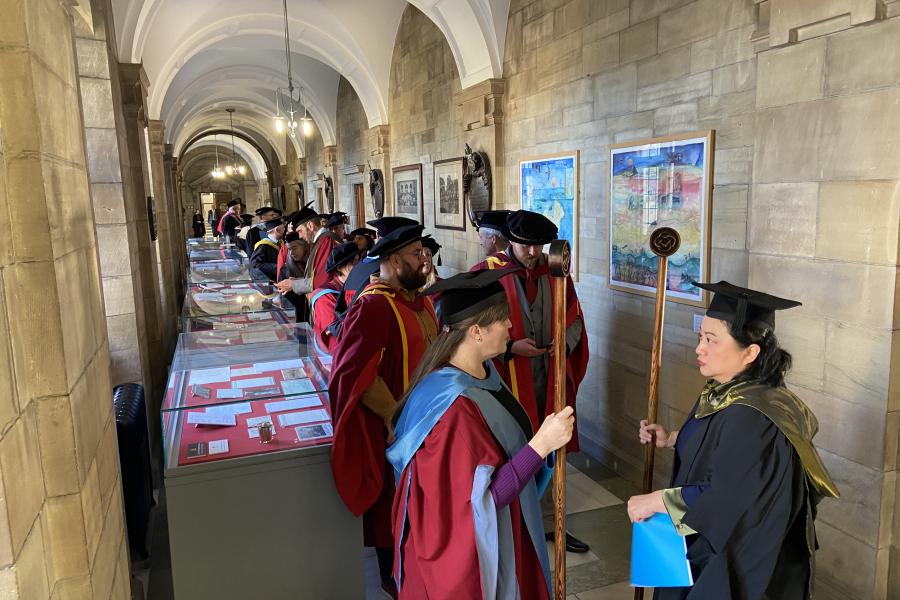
left=310, top=233, right=337, bottom=290
left=275, top=244, right=289, bottom=282
left=393, top=398, right=549, bottom=599
left=311, top=280, right=341, bottom=354
left=472, top=252, right=589, bottom=452
left=329, top=282, right=437, bottom=547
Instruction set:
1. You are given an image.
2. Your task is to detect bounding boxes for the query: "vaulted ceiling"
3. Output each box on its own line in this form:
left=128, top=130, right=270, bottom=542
left=111, top=0, right=512, bottom=162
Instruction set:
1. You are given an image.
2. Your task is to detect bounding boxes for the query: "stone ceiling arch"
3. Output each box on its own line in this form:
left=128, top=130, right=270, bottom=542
left=174, top=109, right=290, bottom=165
left=181, top=137, right=268, bottom=181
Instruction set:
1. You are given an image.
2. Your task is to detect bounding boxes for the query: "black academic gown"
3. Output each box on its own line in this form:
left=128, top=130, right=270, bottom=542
left=278, top=264, right=310, bottom=323
left=246, top=225, right=264, bottom=254
left=250, top=239, right=281, bottom=282
left=655, top=401, right=815, bottom=600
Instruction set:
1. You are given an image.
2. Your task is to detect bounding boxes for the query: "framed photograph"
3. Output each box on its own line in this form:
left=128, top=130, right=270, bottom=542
left=432, top=158, right=466, bottom=231
left=608, top=130, right=715, bottom=307
left=519, top=151, right=580, bottom=280
left=392, top=164, right=423, bottom=222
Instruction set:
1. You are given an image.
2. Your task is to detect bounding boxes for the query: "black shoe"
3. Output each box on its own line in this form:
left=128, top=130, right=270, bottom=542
left=544, top=531, right=591, bottom=553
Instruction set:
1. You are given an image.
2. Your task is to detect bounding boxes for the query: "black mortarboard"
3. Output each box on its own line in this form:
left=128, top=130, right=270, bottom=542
left=324, top=211, right=349, bottom=228
left=502, top=210, right=557, bottom=245
left=350, top=227, right=376, bottom=238
left=326, top=241, right=362, bottom=273
left=694, top=281, right=801, bottom=335
left=290, top=201, right=319, bottom=227
left=421, top=235, right=442, bottom=266
left=227, top=199, right=241, bottom=208
left=367, top=223, right=425, bottom=259
left=476, top=210, right=511, bottom=233
left=284, top=231, right=300, bottom=243
left=255, top=206, right=282, bottom=217
left=425, top=268, right=518, bottom=325
left=240, top=214, right=254, bottom=225
left=367, top=216, right=418, bottom=237
left=262, top=218, right=283, bottom=232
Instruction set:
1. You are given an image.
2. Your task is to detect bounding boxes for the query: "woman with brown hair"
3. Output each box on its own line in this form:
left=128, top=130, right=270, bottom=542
left=387, top=269, right=573, bottom=599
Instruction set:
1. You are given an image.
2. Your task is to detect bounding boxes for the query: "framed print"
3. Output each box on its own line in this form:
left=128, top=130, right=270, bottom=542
left=433, top=157, right=465, bottom=231
left=519, top=151, right=580, bottom=280
left=608, top=130, right=715, bottom=307
left=392, top=164, right=423, bottom=222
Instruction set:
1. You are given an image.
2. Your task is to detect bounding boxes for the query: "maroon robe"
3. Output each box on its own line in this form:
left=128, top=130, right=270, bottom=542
left=329, top=282, right=437, bottom=547
left=393, top=398, right=549, bottom=599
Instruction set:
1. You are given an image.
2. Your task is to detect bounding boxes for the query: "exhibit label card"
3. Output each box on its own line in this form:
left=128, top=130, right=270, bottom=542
left=254, top=359, right=303, bottom=372
left=277, top=409, right=329, bottom=428
left=232, top=376, right=276, bottom=389
left=186, top=412, right=236, bottom=427
left=208, top=440, right=230, bottom=455
left=265, top=396, right=321, bottom=414
left=189, top=366, right=232, bottom=385
left=279, top=378, right=317, bottom=396
left=296, top=423, right=333, bottom=442
left=216, top=388, right=245, bottom=400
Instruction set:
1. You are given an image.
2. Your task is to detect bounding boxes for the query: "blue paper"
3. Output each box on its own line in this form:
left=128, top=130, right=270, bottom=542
left=630, top=513, right=694, bottom=588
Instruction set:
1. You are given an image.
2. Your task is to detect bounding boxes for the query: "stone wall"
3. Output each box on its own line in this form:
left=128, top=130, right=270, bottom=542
left=0, top=0, right=130, bottom=597
left=304, top=129, right=326, bottom=212
left=335, top=77, right=369, bottom=226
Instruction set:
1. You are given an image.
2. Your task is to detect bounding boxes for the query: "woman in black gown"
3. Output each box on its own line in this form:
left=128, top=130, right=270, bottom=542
left=627, top=281, right=839, bottom=600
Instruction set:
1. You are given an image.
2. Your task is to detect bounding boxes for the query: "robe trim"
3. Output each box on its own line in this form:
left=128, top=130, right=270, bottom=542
left=253, top=238, right=281, bottom=251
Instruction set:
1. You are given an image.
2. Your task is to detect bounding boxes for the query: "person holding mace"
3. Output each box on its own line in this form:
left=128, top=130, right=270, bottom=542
left=627, top=281, right=839, bottom=600
left=387, top=269, right=574, bottom=599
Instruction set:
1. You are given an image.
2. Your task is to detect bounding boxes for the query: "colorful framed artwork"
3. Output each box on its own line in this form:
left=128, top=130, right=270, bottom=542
left=608, top=130, right=715, bottom=307
left=392, top=164, right=423, bottom=223
left=432, top=157, right=466, bottom=231
left=518, top=151, right=580, bottom=280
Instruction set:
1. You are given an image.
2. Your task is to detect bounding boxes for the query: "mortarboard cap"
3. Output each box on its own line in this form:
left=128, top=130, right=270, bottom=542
left=349, top=227, right=376, bottom=238
left=367, top=216, right=418, bottom=237
left=326, top=242, right=362, bottom=273
left=284, top=231, right=301, bottom=243
left=694, top=280, right=801, bottom=335
left=502, top=210, right=558, bottom=246
left=226, top=199, right=241, bottom=208
left=476, top=210, right=511, bottom=233
left=290, top=201, right=319, bottom=227
left=425, top=268, right=518, bottom=325
left=262, top=218, right=284, bottom=232
left=367, top=223, right=425, bottom=259
left=421, top=235, right=442, bottom=266
left=324, top=211, right=349, bottom=228
left=255, top=206, right=282, bottom=217
left=240, top=214, right=254, bottom=225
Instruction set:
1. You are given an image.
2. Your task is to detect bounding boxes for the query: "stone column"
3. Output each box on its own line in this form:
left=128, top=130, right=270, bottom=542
left=366, top=124, right=391, bottom=220
left=147, top=120, right=178, bottom=353
left=0, top=0, right=129, bottom=596
left=164, top=144, right=185, bottom=303
left=455, top=78, right=505, bottom=200
left=119, top=64, right=166, bottom=406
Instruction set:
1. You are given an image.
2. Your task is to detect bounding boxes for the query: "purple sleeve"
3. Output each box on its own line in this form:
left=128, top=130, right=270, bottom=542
left=490, top=444, right=544, bottom=509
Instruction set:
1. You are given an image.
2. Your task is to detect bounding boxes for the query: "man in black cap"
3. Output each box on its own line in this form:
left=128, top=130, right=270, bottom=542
left=323, top=211, right=350, bottom=241
left=216, top=198, right=243, bottom=244
left=475, top=209, right=511, bottom=258
left=472, top=209, right=591, bottom=553
left=273, top=202, right=338, bottom=299
left=249, top=218, right=285, bottom=282
left=309, top=242, right=361, bottom=355
left=329, top=223, right=438, bottom=598
left=349, top=227, right=376, bottom=253
left=246, top=206, right=283, bottom=252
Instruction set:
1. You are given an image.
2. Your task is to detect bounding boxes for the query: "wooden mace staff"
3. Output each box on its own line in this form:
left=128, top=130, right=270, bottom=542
left=634, top=227, right=681, bottom=600
left=548, top=239, right=571, bottom=600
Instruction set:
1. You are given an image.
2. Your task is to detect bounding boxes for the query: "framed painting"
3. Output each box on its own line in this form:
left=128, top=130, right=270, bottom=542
left=392, top=164, right=423, bottom=222
left=433, top=157, right=466, bottom=231
left=608, top=130, right=715, bottom=307
left=519, top=151, right=580, bottom=280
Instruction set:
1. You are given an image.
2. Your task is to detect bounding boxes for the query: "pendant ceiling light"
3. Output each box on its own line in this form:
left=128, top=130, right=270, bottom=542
left=211, top=133, right=225, bottom=179
left=225, top=108, right=246, bottom=177
left=274, top=0, right=313, bottom=139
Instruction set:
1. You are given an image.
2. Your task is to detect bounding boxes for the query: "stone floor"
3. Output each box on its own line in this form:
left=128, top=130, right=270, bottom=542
left=141, top=453, right=641, bottom=599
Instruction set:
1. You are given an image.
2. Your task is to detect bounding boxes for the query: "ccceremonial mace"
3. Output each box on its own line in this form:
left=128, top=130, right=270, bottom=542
left=634, top=227, right=681, bottom=600
left=548, top=239, right=571, bottom=600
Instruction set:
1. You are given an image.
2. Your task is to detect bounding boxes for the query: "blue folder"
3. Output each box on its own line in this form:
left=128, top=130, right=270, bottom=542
left=630, top=513, right=694, bottom=588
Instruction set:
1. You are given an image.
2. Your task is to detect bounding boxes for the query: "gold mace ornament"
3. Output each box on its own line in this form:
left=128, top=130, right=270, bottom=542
left=548, top=239, right=570, bottom=600
left=635, top=226, right=681, bottom=600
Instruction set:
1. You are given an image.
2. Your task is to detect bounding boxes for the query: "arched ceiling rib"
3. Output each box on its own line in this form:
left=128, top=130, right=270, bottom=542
left=181, top=136, right=268, bottom=181
left=112, top=0, right=512, bottom=153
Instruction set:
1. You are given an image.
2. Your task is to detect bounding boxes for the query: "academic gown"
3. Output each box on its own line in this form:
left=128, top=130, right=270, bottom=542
left=329, top=282, right=437, bottom=548
left=307, top=231, right=339, bottom=290
left=277, top=264, right=309, bottom=323
left=472, top=252, right=589, bottom=451
left=310, top=280, right=342, bottom=355
left=656, top=381, right=838, bottom=600
left=250, top=238, right=281, bottom=282
left=246, top=225, right=264, bottom=253
left=217, top=212, right=241, bottom=244
left=387, top=365, right=551, bottom=599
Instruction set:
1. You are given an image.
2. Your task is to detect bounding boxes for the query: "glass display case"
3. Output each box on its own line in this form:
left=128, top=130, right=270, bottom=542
left=188, top=246, right=246, bottom=263
left=161, top=325, right=335, bottom=471
left=182, top=282, right=295, bottom=322
left=188, top=258, right=259, bottom=284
